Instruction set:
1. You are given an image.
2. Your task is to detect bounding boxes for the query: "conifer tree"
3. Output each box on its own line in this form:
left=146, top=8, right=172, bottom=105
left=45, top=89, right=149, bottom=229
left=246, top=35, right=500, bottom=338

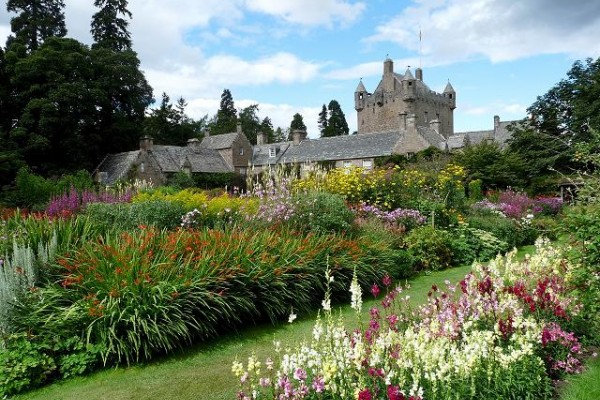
left=290, top=113, right=307, bottom=131
left=211, top=89, right=238, bottom=135
left=91, top=0, right=133, bottom=51
left=318, top=104, right=328, bottom=137
left=6, top=0, right=67, bottom=52
left=322, top=100, right=349, bottom=137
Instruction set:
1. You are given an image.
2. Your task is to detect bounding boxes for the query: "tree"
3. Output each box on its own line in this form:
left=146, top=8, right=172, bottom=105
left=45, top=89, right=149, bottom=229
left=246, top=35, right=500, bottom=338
left=91, top=0, right=132, bottom=51
left=272, top=127, right=285, bottom=143
left=5, top=37, right=152, bottom=175
left=6, top=0, right=67, bottom=52
left=211, top=89, right=238, bottom=135
left=454, top=141, right=526, bottom=190
left=290, top=113, right=306, bottom=131
left=260, top=116, right=275, bottom=143
left=317, top=104, right=328, bottom=136
left=528, top=57, right=600, bottom=142
left=144, top=93, right=205, bottom=146
left=322, top=100, right=349, bottom=137
left=238, top=104, right=261, bottom=144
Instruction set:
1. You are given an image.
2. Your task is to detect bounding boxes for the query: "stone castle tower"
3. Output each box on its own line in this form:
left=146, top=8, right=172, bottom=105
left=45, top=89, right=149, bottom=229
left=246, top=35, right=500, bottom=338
left=354, top=58, right=456, bottom=138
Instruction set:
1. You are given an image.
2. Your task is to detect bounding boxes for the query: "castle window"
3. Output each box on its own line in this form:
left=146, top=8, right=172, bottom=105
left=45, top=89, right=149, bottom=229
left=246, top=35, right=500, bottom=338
left=449, top=94, right=453, bottom=99
left=343, top=161, right=353, bottom=168
left=406, top=152, right=415, bottom=159
left=359, top=93, right=363, bottom=99
left=239, top=147, right=244, bottom=155
left=140, top=162, right=145, bottom=173
left=239, top=167, right=247, bottom=175
left=269, top=148, right=276, bottom=158
left=362, top=160, right=373, bottom=170
left=424, top=112, right=428, bottom=122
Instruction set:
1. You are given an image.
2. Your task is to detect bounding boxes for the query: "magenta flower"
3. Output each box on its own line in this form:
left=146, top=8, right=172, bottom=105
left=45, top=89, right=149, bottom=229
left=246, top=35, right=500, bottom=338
left=358, top=388, right=373, bottom=400
left=371, top=283, right=381, bottom=298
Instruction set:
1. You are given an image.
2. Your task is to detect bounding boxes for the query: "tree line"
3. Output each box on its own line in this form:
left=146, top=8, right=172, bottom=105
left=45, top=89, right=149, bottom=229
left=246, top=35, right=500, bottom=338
left=0, top=1, right=351, bottom=188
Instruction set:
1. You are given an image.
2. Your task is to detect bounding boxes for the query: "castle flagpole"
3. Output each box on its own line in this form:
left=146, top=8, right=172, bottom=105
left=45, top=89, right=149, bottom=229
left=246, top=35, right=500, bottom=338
left=419, top=26, right=422, bottom=69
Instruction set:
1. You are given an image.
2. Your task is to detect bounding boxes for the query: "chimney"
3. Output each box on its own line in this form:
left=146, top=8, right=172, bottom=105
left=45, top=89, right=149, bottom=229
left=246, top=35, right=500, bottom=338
left=399, top=112, right=407, bottom=130
left=384, top=57, right=393, bottom=75
left=415, top=67, right=423, bottom=81
left=494, top=115, right=500, bottom=130
left=256, top=131, right=267, bottom=145
left=140, top=136, right=153, bottom=151
left=204, top=126, right=211, bottom=137
left=292, top=129, right=307, bottom=145
left=236, top=121, right=242, bottom=134
left=429, top=119, right=440, bottom=134
left=187, top=138, right=201, bottom=151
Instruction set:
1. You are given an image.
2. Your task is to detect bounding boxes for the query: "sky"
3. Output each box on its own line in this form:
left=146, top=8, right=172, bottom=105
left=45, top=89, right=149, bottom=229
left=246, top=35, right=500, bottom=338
left=2, top=0, right=600, bottom=139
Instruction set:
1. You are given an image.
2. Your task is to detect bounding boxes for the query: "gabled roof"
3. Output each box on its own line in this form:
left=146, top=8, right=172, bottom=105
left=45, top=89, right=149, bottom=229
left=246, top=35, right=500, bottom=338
left=279, top=131, right=402, bottom=164
left=95, top=151, right=139, bottom=185
left=152, top=145, right=230, bottom=173
left=417, top=127, right=446, bottom=149
left=201, top=132, right=240, bottom=150
left=252, top=143, right=291, bottom=167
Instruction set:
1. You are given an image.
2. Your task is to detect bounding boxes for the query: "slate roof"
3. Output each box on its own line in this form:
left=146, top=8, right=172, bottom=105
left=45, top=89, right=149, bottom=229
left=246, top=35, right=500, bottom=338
left=252, top=143, right=291, bottom=167
left=279, top=131, right=402, bottom=164
left=95, top=151, right=139, bottom=185
left=417, top=127, right=446, bottom=149
left=152, top=145, right=231, bottom=173
left=201, top=132, right=239, bottom=150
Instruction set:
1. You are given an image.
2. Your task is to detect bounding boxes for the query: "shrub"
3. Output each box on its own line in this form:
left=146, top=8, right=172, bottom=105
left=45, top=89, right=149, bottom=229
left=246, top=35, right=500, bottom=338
left=449, top=225, right=510, bottom=265
left=0, top=333, right=102, bottom=397
left=85, top=200, right=186, bottom=231
left=291, top=191, right=354, bottom=234
left=404, top=226, right=454, bottom=271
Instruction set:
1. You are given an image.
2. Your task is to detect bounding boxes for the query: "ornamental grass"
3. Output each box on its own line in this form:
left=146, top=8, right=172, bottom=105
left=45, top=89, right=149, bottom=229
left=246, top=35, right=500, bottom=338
left=12, top=226, right=395, bottom=366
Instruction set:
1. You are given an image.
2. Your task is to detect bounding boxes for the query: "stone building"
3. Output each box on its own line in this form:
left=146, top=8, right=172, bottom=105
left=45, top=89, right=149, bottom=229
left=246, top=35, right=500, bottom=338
left=355, top=58, right=456, bottom=138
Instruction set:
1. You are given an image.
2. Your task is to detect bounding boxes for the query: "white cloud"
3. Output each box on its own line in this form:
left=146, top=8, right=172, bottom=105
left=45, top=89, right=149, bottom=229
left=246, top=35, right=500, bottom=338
left=244, top=0, right=365, bottom=27
left=366, top=0, right=600, bottom=65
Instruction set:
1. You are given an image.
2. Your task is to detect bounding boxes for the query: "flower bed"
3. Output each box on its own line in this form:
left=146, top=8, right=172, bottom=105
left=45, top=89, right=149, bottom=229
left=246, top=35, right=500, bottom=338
left=233, top=239, right=587, bottom=399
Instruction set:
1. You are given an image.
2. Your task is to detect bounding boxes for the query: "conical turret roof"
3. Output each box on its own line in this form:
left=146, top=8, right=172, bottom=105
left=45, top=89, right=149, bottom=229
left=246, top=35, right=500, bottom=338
left=355, top=80, right=367, bottom=92
left=444, top=81, right=455, bottom=93
left=402, top=67, right=414, bottom=80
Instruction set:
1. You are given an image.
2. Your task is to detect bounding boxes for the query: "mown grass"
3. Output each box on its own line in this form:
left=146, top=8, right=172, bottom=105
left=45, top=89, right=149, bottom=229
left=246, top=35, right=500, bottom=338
left=15, top=246, right=545, bottom=400
left=558, top=354, right=600, bottom=400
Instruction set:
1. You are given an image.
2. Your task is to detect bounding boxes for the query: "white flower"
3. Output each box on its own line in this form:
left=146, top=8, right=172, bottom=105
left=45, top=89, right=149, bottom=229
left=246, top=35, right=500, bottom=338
left=288, top=312, right=297, bottom=323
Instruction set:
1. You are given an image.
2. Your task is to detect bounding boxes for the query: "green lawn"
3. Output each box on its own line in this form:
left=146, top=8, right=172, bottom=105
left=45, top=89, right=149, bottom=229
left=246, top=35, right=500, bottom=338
left=16, top=264, right=474, bottom=400
left=559, top=355, right=600, bottom=400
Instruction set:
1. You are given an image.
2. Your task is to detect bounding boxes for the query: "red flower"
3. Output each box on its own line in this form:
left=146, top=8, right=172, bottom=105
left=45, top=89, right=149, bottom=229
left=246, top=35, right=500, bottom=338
left=358, top=389, right=373, bottom=400
left=387, top=385, right=405, bottom=400
left=371, top=284, right=381, bottom=298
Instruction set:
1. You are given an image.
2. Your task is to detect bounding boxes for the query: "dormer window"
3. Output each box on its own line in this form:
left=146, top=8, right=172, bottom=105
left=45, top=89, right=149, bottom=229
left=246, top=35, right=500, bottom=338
left=239, top=147, right=244, bottom=155
left=269, top=148, right=276, bottom=158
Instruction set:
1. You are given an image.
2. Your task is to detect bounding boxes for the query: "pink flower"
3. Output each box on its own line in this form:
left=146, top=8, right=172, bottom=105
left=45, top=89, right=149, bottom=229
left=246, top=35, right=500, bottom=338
left=293, top=368, right=307, bottom=381
left=382, top=274, right=392, bottom=287
left=311, top=376, right=325, bottom=393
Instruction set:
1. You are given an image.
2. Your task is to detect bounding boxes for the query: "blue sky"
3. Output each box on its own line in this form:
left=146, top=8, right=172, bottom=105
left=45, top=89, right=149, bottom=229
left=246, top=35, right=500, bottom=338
left=2, top=0, right=600, bottom=138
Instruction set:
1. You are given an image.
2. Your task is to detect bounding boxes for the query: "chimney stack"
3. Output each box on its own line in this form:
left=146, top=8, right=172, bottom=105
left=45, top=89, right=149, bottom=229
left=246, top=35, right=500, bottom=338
left=292, top=129, right=307, bottom=145
left=406, top=113, right=417, bottom=130
left=140, top=136, right=153, bottom=151
left=256, top=131, right=267, bottom=145
left=236, top=121, right=242, bottom=134
left=415, top=67, right=423, bottom=81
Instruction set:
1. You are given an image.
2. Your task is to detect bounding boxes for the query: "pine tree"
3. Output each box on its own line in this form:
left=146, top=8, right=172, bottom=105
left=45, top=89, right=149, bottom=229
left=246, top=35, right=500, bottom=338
left=6, top=0, right=67, bottom=52
left=211, top=89, right=238, bottom=135
left=260, top=116, right=275, bottom=143
left=322, top=100, right=349, bottom=137
left=290, top=113, right=307, bottom=131
left=91, top=0, right=132, bottom=51
left=318, top=104, right=328, bottom=137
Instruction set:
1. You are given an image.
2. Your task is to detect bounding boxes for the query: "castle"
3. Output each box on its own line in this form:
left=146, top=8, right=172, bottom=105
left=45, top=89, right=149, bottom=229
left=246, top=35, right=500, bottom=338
left=355, top=57, right=456, bottom=139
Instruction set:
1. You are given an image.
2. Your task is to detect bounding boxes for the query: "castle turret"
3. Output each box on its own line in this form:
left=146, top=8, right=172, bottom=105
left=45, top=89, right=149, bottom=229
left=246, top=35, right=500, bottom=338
left=354, top=80, right=367, bottom=111
left=444, top=81, right=456, bottom=110
left=402, top=67, right=416, bottom=103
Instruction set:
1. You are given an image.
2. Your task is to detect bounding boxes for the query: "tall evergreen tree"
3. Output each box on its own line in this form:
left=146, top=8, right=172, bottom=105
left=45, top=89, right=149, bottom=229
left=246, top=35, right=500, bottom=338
left=91, top=0, right=133, bottom=51
left=260, top=116, right=275, bottom=143
left=290, top=113, right=306, bottom=131
left=211, top=89, right=238, bottom=135
left=239, top=104, right=261, bottom=144
left=272, top=127, right=285, bottom=143
left=144, top=93, right=204, bottom=145
left=6, top=0, right=67, bottom=52
left=317, top=104, right=328, bottom=137
left=322, top=100, right=349, bottom=137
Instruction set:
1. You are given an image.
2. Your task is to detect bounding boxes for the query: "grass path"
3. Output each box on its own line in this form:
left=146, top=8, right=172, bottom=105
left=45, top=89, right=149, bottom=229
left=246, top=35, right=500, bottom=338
left=18, top=248, right=541, bottom=400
